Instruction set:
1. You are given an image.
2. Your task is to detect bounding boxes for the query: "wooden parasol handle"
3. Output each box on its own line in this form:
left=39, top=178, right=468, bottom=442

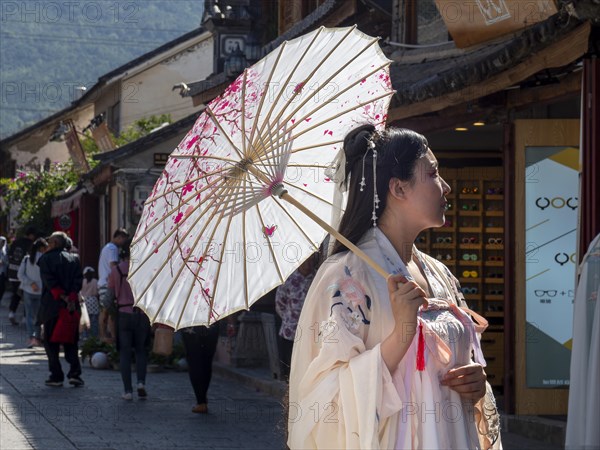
left=281, top=192, right=390, bottom=279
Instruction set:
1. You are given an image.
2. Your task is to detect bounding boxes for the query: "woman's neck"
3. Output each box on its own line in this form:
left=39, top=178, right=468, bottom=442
left=378, top=213, right=420, bottom=264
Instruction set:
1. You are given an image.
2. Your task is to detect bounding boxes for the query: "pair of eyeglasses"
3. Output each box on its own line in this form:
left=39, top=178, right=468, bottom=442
left=462, top=253, right=478, bottom=261
left=487, top=304, right=504, bottom=312
left=461, top=237, right=477, bottom=244
left=487, top=273, right=503, bottom=278
left=461, top=187, right=479, bottom=194
left=488, top=238, right=503, bottom=244
left=488, top=256, right=503, bottom=262
left=535, top=290, right=557, bottom=297
left=462, top=287, right=479, bottom=294
left=436, top=237, right=452, bottom=243
left=435, top=254, right=453, bottom=261
left=486, top=187, right=503, bottom=195
left=462, top=270, right=478, bottom=278
left=461, top=204, right=479, bottom=211
left=416, top=236, right=426, bottom=243
left=443, top=219, right=453, bottom=227
left=489, top=289, right=503, bottom=295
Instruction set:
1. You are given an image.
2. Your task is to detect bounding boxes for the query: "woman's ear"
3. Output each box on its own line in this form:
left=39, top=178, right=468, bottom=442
left=388, top=177, right=406, bottom=200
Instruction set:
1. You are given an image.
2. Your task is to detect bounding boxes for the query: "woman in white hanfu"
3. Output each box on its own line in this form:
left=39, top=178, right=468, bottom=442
left=288, top=125, right=501, bottom=449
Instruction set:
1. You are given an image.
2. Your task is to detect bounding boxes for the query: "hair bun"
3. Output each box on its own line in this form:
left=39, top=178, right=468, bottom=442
left=343, top=124, right=376, bottom=177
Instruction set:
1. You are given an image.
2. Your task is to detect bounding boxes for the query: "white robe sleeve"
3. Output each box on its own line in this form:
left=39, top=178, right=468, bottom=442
left=288, top=263, right=404, bottom=449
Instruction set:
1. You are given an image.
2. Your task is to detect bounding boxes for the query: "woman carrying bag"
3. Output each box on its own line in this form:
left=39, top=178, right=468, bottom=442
left=17, top=238, right=48, bottom=348
left=108, top=242, right=151, bottom=401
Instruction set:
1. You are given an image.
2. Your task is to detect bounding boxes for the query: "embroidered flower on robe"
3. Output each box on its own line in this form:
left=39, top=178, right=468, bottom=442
left=339, top=277, right=367, bottom=308
left=320, top=316, right=338, bottom=341
left=328, top=266, right=372, bottom=333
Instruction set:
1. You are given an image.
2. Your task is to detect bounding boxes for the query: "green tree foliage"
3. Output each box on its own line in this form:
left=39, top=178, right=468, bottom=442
left=81, top=114, right=172, bottom=153
left=0, top=161, right=82, bottom=236
left=1, top=114, right=171, bottom=235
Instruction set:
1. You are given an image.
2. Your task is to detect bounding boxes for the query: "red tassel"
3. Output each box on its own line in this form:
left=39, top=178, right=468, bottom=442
left=416, top=321, right=425, bottom=371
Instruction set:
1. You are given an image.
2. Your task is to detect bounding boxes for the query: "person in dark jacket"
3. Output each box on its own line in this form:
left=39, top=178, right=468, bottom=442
left=38, top=231, right=84, bottom=387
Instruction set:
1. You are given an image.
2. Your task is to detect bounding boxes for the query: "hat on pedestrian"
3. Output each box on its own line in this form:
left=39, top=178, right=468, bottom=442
left=83, top=266, right=95, bottom=275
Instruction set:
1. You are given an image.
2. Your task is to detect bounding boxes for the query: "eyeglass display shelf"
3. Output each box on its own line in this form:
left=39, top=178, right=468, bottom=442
left=432, top=243, right=454, bottom=249
left=433, top=227, right=456, bottom=232
left=485, top=194, right=504, bottom=201
left=459, top=194, right=483, bottom=200
left=458, top=260, right=483, bottom=267
left=485, top=211, right=504, bottom=217
left=459, top=227, right=483, bottom=233
left=485, top=244, right=504, bottom=250
left=485, top=227, right=504, bottom=233
left=460, top=243, right=483, bottom=250
left=459, top=277, right=482, bottom=283
left=484, top=278, right=504, bottom=284
left=459, top=210, right=481, bottom=217
left=484, top=261, right=504, bottom=267
left=485, top=295, right=504, bottom=301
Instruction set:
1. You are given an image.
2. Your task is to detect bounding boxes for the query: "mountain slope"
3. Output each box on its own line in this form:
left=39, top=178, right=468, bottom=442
left=0, top=0, right=203, bottom=139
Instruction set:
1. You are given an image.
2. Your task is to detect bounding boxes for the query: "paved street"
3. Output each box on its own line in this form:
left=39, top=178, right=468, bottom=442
left=1, top=297, right=563, bottom=450
left=0, top=300, right=285, bottom=450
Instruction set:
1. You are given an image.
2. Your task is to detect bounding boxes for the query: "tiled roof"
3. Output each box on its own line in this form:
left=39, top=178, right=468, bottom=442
left=390, top=13, right=582, bottom=106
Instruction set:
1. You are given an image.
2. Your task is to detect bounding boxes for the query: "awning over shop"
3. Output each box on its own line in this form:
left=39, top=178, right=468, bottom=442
left=51, top=188, right=85, bottom=218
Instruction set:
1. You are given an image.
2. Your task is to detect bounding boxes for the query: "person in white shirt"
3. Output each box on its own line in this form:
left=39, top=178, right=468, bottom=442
left=97, top=228, right=129, bottom=342
left=17, top=238, right=48, bottom=348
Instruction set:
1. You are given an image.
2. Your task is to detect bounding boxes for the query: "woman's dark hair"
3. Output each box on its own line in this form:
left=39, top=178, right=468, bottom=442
left=120, top=240, right=132, bottom=260
left=331, top=124, right=428, bottom=255
left=29, top=238, right=48, bottom=264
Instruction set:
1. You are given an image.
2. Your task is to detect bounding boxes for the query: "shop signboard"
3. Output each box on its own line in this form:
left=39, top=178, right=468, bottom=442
left=525, top=146, right=579, bottom=388
left=435, top=0, right=558, bottom=48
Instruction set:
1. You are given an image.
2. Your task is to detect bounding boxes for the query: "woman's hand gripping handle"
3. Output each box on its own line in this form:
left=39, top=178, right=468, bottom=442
left=380, top=274, right=428, bottom=373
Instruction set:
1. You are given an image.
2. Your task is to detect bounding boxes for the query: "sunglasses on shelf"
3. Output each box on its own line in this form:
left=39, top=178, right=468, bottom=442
left=462, top=270, right=478, bottom=278
left=486, top=188, right=504, bottom=195
left=461, top=237, right=477, bottom=244
left=435, top=254, right=453, bottom=261
left=461, top=187, right=479, bottom=194
left=488, top=290, right=504, bottom=295
left=462, top=253, right=478, bottom=261
left=416, top=236, right=426, bottom=243
left=486, top=304, right=504, bottom=312
left=436, top=237, right=453, bottom=243
left=487, top=273, right=503, bottom=278
left=461, top=204, right=479, bottom=211
left=488, top=238, right=503, bottom=244
left=442, top=219, right=453, bottom=227
left=487, top=256, right=504, bottom=262
left=462, top=287, right=479, bottom=294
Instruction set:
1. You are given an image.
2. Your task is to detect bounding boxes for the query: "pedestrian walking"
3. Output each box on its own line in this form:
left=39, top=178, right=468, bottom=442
left=108, top=243, right=151, bottom=401
left=0, top=236, right=8, bottom=303
left=181, top=324, right=220, bottom=413
left=6, top=226, right=37, bottom=325
left=98, top=228, right=129, bottom=343
left=81, top=267, right=100, bottom=338
left=38, top=231, right=84, bottom=387
left=17, top=237, right=48, bottom=348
